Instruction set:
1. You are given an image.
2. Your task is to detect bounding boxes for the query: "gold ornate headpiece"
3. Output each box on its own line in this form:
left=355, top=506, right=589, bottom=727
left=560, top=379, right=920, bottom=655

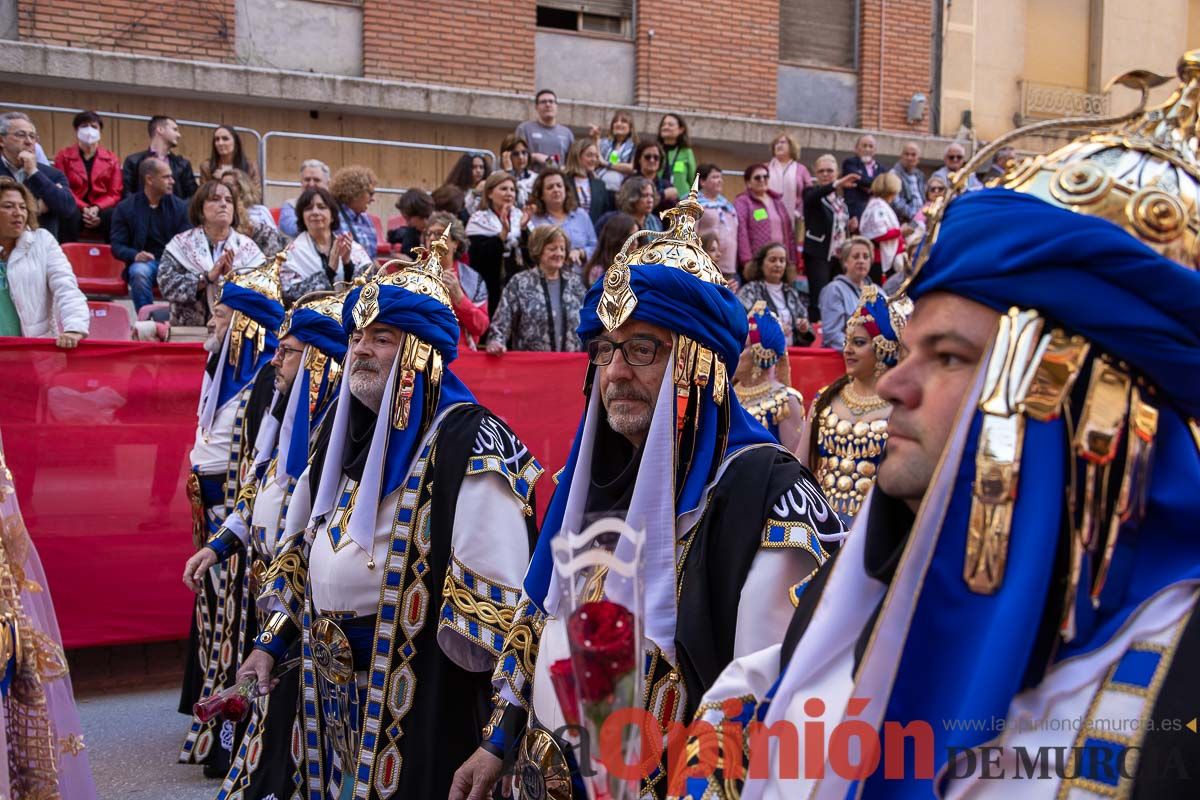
left=914, top=50, right=1200, bottom=283
left=224, top=252, right=285, bottom=367
left=350, top=227, right=453, bottom=331
left=596, top=179, right=733, bottom=419
left=279, top=289, right=347, bottom=413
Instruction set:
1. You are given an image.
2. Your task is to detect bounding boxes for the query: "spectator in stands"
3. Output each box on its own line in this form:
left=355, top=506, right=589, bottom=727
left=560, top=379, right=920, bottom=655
left=157, top=180, right=265, bottom=326
left=432, top=183, right=467, bottom=222
left=582, top=211, right=636, bottom=286
left=423, top=212, right=489, bottom=349
left=922, top=174, right=947, bottom=217
left=527, top=165, right=597, bottom=267
left=278, top=159, right=330, bottom=237
left=516, top=89, right=574, bottom=169
left=858, top=172, right=905, bottom=284
left=467, top=171, right=525, bottom=314
left=841, top=134, right=884, bottom=228
left=931, top=142, right=982, bottom=191
left=981, top=145, right=1015, bottom=184
left=110, top=156, right=191, bottom=311
left=0, top=112, right=78, bottom=242
left=595, top=176, right=662, bottom=237
left=631, top=140, right=677, bottom=210
left=563, top=138, right=611, bottom=227
left=802, top=154, right=858, bottom=321
left=53, top=110, right=123, bottom=243
left=214, top=166, right=286, bottom=260
left=387, top=188, right=434, bottom=258
left=279, top=186, right=371, bottom=306
left=889, top=141, right=926, bottom=224
left=199, top=125, right=259, bottom=185
left=657, top=113, right=696, bottom=199
left=735, top=163, right=793, bottom=272
left=767, top=132, right=812, bottom=229
left=0, top=178, right=88, bottom=345
left=736, top=241, right=813, bottom=347
left=329, top=165, right=378, bottom=260
left=701, top=231, right=738, bottom=291
left=695, top=163, right=738, bottom=282
left=121, top=115, right=198, bottom=200
left=487, top=224, right=585, bottom=353
left=499, top=134, right=536, bottom=206
left=443, top=153, right=490, bottom=215
left=818, top=236, right=874, bottom=351
left=595, top=111, right=636, bottom=195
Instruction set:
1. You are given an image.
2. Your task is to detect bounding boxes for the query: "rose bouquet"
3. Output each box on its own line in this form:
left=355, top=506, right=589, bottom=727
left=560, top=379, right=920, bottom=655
left=193, top=675, right=256, bottom=724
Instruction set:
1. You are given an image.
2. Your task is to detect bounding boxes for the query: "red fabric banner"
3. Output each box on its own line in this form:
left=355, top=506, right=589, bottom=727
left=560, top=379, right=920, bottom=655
left=0, top=339, right=845, bottom=648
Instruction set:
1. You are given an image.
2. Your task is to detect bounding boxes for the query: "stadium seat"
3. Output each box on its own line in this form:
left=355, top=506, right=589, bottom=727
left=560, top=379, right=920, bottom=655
left=87, top=301, right=133, bottom=341
left=368, top=213, right=391, bottom=256
left=63, top=243, right=127, bottom=296
left=270, top=207, right=282, bottom=224
left=387, top=214, right=406, bottom=232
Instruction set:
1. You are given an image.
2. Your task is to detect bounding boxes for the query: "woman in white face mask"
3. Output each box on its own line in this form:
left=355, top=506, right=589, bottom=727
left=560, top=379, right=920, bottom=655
left=52, top=110, right=124, bottom=242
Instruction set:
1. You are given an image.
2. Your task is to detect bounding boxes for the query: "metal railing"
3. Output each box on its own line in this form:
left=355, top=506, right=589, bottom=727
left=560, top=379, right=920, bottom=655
left=1, top=100, right=263, bottom=185
left=259, top=131, right=496, bottom=207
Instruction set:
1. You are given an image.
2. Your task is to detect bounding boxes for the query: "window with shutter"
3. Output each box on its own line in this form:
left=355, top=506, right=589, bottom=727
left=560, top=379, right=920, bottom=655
left=537, top=2, right=632, bottom=36
left=779, top=0, right=857, bottom=71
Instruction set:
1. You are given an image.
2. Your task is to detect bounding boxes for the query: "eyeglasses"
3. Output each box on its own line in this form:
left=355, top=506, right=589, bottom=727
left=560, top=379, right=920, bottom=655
left=945, top=154, right=964, bottom=162
left=587, top=336, right=664, bottom=367
left=277, top=344, right=305, bottom=358
left=6, top=130, right=35, bottom=141
left=642, top=154, right=661, bottom=162
left=751, top=174, right=769, bottom=182
left=928, top=185, right=947, bottom=194
left=537, top=98, right=558, bottom=105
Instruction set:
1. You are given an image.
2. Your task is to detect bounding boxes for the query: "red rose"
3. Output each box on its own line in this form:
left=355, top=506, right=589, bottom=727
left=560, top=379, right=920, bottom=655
left=566, top=600, right=636, bottom=703
left=221, top=693, right=251, bottom=722
left=192, top=693, right=224, bottom=723
left=548, top=658, right=582, bottom=726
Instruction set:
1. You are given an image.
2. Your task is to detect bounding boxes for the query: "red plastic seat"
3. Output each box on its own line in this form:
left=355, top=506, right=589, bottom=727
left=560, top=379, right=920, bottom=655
left=86, top=301, right=133, bottom=341
left=368, top=213, right=391, bottom=256
left=270, top=207, right=282, bottom=224
left=62, top=243, right=127, bottom=296
left=387, top=214, right=406, bottom=232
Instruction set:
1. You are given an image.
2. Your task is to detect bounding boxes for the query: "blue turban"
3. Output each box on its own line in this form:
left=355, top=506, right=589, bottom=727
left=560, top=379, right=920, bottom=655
left=342, top=284, right=461, bottom=362
left=213, top=281, right=284, bottom=411
left=288, top=306, right=348, bottom=362
left=858, top=189, right=1200, bottom=796
left=578, top=264, right=748, bottom=366
left=846, top=283, right=903, bottom=368
left=276, top=306, right=348, bottom=481
left=749, top=305, right=787, bottom=362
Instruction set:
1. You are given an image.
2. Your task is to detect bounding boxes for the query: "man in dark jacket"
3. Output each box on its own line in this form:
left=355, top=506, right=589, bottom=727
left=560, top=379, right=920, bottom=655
left=121, top=115, right=198, bottom=200
left=840, top=134, right=887, bottom=227
left=0, top=112, right=80, bottom=241
left=110, top=157, right=191, bottom=311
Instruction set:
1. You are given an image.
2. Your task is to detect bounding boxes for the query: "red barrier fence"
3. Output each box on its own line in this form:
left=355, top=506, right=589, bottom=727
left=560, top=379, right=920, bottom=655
left=0, top=340, right=844, bottom=648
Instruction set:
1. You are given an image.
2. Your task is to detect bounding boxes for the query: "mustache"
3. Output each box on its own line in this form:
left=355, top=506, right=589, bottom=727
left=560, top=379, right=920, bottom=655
left=605, top=383, right=650, bottom=404
left=352, top=358, right=381, bottom=374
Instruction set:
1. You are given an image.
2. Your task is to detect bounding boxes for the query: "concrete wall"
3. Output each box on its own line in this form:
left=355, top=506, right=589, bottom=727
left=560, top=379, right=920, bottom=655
left=535, top=31, right=634, bottom=106
left=777, top=65, right=857, bottom=127
left=235, top=0, right=363, bottom=77
left=0, top=0, right=16, bottom=40
left=1024, top=0, right=1090, bottom=88
left=1098, top=0, right=1190, bottom=113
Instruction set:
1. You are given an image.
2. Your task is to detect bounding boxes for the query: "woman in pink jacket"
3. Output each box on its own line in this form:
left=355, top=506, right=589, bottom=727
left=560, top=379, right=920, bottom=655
left=734, top=163, right=795, bottom=271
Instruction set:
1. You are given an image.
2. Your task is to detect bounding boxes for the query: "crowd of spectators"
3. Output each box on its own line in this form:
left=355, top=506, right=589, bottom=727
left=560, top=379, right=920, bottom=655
left=0, top=94, right=1003, bottom=350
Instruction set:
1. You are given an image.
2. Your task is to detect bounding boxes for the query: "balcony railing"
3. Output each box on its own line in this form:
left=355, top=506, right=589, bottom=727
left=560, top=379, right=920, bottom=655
left=1019, top=80, right=1110, bottom=123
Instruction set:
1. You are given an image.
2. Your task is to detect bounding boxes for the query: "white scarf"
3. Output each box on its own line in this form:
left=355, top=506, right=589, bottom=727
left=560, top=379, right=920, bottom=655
left=165, top=227, right=265, bottom=311
left=282, top=232, right=370, bottom=282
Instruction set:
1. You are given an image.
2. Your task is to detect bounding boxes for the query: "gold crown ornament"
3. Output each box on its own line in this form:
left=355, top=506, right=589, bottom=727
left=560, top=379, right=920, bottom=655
left=913, top=51, right=1200, bottom=285
left=597, top=178, right=731, bottom=417
left=281, top=289, right=349, bottom=411
left=349, top=228, right=453, bottom=431
left=223, top=252, right=285, bottom=368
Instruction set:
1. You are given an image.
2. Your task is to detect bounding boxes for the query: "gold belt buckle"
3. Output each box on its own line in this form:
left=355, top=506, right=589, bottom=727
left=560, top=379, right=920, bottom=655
left=515, top=727, right=573, bottom=800
left=186, top=473, right=205, bottom=549
left=310, top=617, right=355, bottom=685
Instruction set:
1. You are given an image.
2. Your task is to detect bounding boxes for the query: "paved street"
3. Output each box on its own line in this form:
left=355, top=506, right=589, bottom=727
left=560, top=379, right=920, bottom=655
left=78, top=680, right=216, bottom=800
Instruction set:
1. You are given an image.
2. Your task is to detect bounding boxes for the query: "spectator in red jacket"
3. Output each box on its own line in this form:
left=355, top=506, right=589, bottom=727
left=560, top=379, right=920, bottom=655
left=53, top=111, right=123, bottom=242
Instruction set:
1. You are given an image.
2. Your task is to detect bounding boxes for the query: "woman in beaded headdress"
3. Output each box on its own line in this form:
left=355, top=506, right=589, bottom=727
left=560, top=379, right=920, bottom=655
left=732, top=301, right=805, bottom=452
left=802, top=283, right=907, bottom=521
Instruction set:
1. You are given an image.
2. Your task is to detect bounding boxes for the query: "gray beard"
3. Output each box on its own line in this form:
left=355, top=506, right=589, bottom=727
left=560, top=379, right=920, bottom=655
left=203, top=334, right=222, bottom=354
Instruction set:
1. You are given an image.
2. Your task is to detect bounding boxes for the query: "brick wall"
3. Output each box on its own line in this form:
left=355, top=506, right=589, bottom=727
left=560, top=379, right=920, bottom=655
left=362, top=0, right=536, bottom=94
left=634, top=0, right=778, bottom=119
left=17, top=0, right=236, bottom=62
left=858, top=0, right=933, bottom=133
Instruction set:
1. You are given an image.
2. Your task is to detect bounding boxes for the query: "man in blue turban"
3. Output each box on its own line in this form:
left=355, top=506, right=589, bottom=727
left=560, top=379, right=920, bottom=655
left=451, top=188, right=844, bottom=800
left=181, top=288, right=348, bottom=797
left=178, top=255, right=285, bottom=778
left=675, top=51, right=1200, bottom=800
left=235, top=231, right=543, bottom=800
